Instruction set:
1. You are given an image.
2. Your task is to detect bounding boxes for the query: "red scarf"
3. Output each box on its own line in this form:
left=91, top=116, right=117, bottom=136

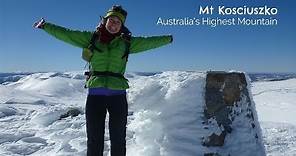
left=97, top=24, right=121, bottom=44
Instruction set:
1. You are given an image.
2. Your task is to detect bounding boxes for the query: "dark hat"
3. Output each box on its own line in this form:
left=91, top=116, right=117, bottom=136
left=105, top=5, right=127, bottom=23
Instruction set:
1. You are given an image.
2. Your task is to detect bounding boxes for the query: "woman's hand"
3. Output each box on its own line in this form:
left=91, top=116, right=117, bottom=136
left=33, top=18, right=45, bottom=29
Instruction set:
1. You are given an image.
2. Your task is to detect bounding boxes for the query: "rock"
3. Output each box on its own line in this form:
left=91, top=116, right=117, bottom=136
left=202, top=71, right=264, bottom=154
left=203, top=131, right=227, bottom=147
left=251, top=123, right=256, bottom=128
left=203, top=126, right=209, bottom=129
left=60, top=108, right=82, bottom=119
left=203, top=71, right=249, bottom=147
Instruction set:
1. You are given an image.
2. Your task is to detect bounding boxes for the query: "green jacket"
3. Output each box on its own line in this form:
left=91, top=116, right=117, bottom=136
left=43, top=23, right=172, bottom=90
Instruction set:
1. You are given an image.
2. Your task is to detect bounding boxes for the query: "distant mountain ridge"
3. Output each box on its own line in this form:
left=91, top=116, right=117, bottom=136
left=1, top=72, right=296, bottom=84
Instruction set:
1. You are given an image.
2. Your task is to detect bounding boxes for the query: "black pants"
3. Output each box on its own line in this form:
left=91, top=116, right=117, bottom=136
left=85, top=94, right=128, bottom=156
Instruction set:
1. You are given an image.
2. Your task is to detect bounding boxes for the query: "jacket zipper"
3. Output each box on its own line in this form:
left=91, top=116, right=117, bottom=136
left=105, top=45, right=111, bottom=88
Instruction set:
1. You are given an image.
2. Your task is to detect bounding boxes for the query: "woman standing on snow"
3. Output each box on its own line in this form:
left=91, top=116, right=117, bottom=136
left=34, top=5, right=172, bottom=156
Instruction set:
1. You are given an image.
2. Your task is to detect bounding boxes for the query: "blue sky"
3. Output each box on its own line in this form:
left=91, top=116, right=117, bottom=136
left=0, top=0, right=295, bottom=73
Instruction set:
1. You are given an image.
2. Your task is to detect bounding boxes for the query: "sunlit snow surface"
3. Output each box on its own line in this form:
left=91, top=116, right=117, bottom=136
left=252, top=78, right=296, bottom=156
left=0, top=72, right=295, bottom=155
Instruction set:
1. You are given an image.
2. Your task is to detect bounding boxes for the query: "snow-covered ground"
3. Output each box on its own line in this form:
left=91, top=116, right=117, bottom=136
left=0, top=71, right=295, bottom=155
left=252, top=78, right=296, bottom=155
left=0, top=72, right=87, bottom=156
